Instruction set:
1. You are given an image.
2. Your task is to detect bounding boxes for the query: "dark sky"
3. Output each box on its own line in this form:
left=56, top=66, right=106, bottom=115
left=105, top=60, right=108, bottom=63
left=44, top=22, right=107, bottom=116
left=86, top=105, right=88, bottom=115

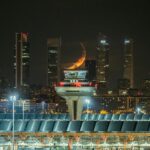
left=0, top=0, right=150, bottom=88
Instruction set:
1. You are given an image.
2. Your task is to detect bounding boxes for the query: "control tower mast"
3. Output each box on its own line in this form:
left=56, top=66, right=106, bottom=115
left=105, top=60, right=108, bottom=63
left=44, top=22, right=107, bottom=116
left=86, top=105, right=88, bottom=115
left=55, top=70, right=96, bottom=120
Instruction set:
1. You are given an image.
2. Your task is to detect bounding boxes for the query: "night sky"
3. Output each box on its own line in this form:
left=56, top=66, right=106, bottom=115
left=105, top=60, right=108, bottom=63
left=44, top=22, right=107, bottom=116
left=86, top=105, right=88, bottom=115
left=0, top=0, right=150, bottom=88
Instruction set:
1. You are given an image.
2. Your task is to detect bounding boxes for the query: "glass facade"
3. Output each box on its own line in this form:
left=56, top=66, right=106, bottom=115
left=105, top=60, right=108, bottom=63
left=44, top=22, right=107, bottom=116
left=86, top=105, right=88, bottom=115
left=47, top=38, right=61, bottom=86
left=14, top=32, right=30, bottom=89
left=96, top=34, right=109, bottom=84
left=123, top=38, right=134, bottom=88
left=96, top=33, right=109, bottom=94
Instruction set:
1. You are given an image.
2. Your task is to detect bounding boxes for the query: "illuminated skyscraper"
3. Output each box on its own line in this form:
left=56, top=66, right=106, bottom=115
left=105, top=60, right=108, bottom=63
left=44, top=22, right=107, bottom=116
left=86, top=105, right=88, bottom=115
left=123, top=38, right=134, bottom=88
left=96, top=33, right=109, bottom=89
left=47, top=37, right=61, bottom=86
left=14, top=32, right=30, bottom=89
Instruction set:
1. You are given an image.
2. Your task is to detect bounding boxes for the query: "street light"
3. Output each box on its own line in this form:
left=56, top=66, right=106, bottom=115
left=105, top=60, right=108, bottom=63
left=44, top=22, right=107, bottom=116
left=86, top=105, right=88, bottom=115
left=85, top=99, right=90, bottom=113
left=22, top=100, right=25, bottom=120
left=41, top=101, right=45, bottom=114
left=136, top=107, right=141, bottom=114
left=10, top=95, right=17, bottom=150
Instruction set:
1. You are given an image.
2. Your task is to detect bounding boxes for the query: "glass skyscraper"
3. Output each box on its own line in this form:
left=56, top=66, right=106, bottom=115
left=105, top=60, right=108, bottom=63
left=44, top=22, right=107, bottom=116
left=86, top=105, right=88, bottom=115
left=123, top=38, right=134, bottom=88
left=96, top=33, right=109, bottom=88
left=14, top=32, right=30, bottom=89
left=47, top=37, right=61, bottom=86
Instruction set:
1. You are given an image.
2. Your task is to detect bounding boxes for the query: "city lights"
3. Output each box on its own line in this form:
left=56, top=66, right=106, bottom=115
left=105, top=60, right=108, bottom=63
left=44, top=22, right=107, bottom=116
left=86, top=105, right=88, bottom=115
left=85, top=99, right=90, bottom=104
left=0, top=1, right=150, bottom=149
left=136, top=107, right=141, bottom=114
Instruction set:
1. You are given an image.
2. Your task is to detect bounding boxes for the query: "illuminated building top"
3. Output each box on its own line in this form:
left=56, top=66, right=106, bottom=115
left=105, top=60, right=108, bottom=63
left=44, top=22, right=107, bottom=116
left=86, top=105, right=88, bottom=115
left=64, top=70, right=87, bottom=81
left=55, top=70, right=96, bottom=97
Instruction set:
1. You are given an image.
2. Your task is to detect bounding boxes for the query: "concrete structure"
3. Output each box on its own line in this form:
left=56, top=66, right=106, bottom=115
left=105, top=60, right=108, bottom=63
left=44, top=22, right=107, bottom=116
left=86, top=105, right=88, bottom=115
left=55, top=70, right=96, bottom=120
left=14, top=32, right=30, bottom=89
left=123, top=38, right=134, bottom=88
left=47, top=37, right=61, bottom=86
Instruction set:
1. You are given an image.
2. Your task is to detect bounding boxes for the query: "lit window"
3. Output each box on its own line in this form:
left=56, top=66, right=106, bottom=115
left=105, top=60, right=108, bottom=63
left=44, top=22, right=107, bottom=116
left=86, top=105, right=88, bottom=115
left=124, top=40, right=130, bottom=44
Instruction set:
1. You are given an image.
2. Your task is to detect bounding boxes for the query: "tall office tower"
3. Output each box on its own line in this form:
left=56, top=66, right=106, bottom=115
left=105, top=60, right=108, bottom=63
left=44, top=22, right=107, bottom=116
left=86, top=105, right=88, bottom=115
left=14, top=32, right=30, bottom=89
left=85, top=59, right=96, bottom=81
left=47, top=38, right=61, bottom=86
left=123, top=38, right=134, bottom=88
left=96, top=33, right=109, bottom=90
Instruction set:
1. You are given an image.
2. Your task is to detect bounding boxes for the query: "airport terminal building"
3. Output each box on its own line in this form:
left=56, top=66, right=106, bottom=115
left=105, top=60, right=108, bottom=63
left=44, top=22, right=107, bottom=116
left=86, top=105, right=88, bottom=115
left=0, top=113, right=150, bottom=149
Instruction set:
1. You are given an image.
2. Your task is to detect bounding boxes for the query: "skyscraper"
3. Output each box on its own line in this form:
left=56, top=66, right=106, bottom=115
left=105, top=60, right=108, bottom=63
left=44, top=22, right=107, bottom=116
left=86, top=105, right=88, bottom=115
left=123, top=38, right=134, bottom=88
left=85, top=59, right=96, bottom=81
left=96, top=33, right=109, bottom=90
left=47, top=37, right=61, bottom=86
left=14, top=32, right=30, bottom=89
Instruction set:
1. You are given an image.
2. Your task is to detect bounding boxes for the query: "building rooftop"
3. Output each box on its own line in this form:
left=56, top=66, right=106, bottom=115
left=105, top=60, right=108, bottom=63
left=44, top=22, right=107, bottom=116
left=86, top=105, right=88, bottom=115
left=0, top=113, right=150, bottom=133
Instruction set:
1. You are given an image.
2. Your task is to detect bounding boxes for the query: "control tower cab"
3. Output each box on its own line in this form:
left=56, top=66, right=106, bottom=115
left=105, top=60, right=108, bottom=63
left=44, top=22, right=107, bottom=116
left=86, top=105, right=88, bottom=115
left=55, top=70, right=96, bottom=120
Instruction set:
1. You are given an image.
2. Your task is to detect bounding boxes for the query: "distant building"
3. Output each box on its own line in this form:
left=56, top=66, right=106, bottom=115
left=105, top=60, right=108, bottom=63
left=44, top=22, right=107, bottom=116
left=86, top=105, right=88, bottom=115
left=128, top=88, right=141, bottom=96
left=142, top=79, right=150, bottom=96
left=85, top=59, right=96, bottom=81
left=96, top=33, right=109, bottom=93
left=137, top=99, right=150, bottom=114
left=14, top=32, right=30, bottom=89
left=118, top=78, right=130, bottom=90
left=0, top=77, right=10, bottom=98
left=117, top=78, right=130, bottom=96
left=123, top=38, right=134, bottom=88
left=47, top=37, right=61, bottom=86
left=143, top=79, right=150, bottom=90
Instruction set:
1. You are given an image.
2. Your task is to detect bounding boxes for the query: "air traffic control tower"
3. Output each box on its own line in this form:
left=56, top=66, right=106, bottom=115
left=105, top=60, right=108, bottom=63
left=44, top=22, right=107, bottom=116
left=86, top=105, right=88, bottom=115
left=55, top=70, right=96, bottom=120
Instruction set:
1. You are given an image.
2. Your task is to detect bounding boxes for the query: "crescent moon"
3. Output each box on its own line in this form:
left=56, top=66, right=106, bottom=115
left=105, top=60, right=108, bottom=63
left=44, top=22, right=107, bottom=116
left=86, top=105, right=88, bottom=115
left=67, top=43, right=86, bottom=70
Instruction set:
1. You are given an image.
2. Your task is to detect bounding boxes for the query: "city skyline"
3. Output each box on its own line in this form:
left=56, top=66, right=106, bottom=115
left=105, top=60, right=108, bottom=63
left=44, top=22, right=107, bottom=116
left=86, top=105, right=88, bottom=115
left=0, top=1, right=150, bottom=149
left=0, top=0, right=150, bottom=87
left=0, top=32, right=149, bottom=88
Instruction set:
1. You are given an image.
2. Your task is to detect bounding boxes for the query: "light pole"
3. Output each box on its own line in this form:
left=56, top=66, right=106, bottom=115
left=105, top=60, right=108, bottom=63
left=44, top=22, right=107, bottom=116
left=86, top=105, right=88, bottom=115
left=41, top=101, right=45, bottom=113
left=22, top=100, right=25, bottom=120
left=10, top=95, right=17, bottom=150
left=136, top=107, right=141, bottom=114
left=85, top=99, right=90, bottom=113
left=85, top=99, right=90, bottom=121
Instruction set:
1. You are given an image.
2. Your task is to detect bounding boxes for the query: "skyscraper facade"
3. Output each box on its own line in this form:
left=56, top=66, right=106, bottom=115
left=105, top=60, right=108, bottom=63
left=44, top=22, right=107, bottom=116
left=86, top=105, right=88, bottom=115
left=96, top=33, right=109, bottom=89
left=47, top=38, right=61, bottom=86
left=14, top=32, right=30, bottom=89
left=85, top=59, right=96, bottom=81
left=123, top=38, right=134, bottom=88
